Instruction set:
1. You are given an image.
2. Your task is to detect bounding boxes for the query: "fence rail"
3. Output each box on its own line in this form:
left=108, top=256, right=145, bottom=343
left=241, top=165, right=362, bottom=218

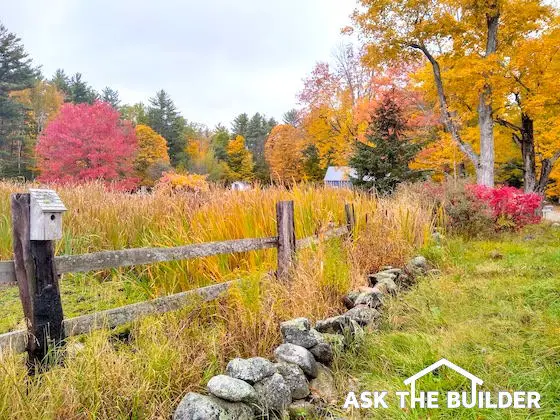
left=0, top=193, right=355, bottom=364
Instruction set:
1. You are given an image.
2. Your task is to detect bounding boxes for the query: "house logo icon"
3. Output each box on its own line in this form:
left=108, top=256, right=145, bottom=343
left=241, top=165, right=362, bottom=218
left=342, top=358, right=541, bottom=410
left=403, top=358, right=483, bottom=408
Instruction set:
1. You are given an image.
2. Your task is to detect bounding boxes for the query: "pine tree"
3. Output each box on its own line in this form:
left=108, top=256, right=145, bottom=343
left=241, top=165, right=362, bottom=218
left=231, top=113, right=249, bottom=138
left=146, top=90, right=186, bottom=167
left=69, top=73, right=98, bottom=104
left=51, top=69, right=71, bottom=97
left=350, top=95, right=424, bottom=194
left=0, top=23, right=39, bottom=178
left=211, top=124, right=230, bottom=162
left=101, top=87, right=120, bottom=109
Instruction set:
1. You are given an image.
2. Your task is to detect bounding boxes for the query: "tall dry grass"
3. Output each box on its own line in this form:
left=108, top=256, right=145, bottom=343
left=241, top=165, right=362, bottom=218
left=0, top=181, right=434, bottom=419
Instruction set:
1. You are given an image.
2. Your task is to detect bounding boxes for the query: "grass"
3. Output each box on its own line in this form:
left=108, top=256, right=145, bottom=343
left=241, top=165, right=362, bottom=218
left=0, top=182, right=432, bottom=419
left=333, top=224, right=560, bottom=419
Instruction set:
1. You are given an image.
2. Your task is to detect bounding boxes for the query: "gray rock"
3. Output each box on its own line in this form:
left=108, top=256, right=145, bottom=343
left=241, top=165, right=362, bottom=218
left=309, top=364, right=337, bottom=403
left=309, top=342, right=333, bottom=365
left=207, top=375, right=258, bottom=403
left=275, top=362, right=310, bottom=400
left=288, top=400, right=317, bottom=419
left=345, top=305, right=381, bottom=326
left=368, top=272, right=397, bottom=286
left=354, top=290, right=383, bottom=308
left=253, top=372, right=292, bottom=413
left=226, top=357, right=276, bottom=384
left=280, top=318, right=319, bottom=349
left=173, top=392, right=253, bottom=420
left=309, top=328, right=325, bottom=344
left=376, top=277, right=397, bottom=294
left=315, top=315, right=353, bottom=334
left=408, top=255, right=428, bottom=272
left=342, top=290, right=361, bottom=309
left=274, top=343, right=318, bottom=378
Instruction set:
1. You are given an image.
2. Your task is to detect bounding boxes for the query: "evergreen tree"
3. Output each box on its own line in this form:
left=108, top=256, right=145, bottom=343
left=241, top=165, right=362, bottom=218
left=146, top=90, right=186, bottom=167
left=350, top=95, right=423, bottom=194
left=231, top=113, right=249, bottom=138
left=101, top=87, right=120, bottom=109
left=51, top=69, right=71, bottom=97
left=302, top=144, right=324, bottom=181
left=0, top=23, right=39, bottom=178
left=211, top=124, right=230, bottom=162
left=68, top=73, right=98, bottom=104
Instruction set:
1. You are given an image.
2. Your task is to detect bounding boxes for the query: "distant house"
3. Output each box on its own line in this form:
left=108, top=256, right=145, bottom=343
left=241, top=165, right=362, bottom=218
left=231, top=181, right=251, bottom=191
left=324, top=166, right=357, bottom=189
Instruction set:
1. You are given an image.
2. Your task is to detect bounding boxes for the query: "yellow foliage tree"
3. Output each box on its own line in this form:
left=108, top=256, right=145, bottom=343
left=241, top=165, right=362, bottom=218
left=134, top=124, right=171, bottom=186
left=11, top=80, right=64, bottom=133
left=225, top=135, right=254, bottom=181
left=155, top=171, right=209, bottom=194
left=265, top=124, right=307, bottom=183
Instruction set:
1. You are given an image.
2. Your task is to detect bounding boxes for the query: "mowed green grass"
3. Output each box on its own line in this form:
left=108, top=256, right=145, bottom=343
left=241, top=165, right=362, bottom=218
left=332, top=224, right=560, bottom=419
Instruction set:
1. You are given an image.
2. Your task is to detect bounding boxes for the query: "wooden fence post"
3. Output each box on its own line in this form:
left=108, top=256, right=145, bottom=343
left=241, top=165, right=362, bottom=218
left=276, top=201, right=296, bottom=281
left=11, top=193, right=64, bottom=371
left=345, top=203, right=356, bottom=238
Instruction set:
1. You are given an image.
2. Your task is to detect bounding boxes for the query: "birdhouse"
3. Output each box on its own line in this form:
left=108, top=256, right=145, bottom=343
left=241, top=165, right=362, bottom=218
left=29, top=189, right=67, bottom=241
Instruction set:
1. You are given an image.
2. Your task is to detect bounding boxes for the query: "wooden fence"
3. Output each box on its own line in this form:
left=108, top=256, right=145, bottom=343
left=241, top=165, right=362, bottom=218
left=0, top=191, right=356, bottom=369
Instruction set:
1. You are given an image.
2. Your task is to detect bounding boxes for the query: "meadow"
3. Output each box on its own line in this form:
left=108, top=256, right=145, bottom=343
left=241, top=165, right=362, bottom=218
left=0, top=182, right=432, bottom=419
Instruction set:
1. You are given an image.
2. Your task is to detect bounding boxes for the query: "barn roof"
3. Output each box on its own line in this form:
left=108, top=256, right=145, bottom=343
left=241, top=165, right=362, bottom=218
left=324, top=166, right=357, bottom=182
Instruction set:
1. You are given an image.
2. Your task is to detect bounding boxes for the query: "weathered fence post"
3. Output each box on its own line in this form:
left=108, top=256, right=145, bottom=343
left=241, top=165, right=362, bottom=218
left=276, top=201, right=296, bottom=281
left=345, top=203, right=356, bottom=238
left=11, top=190, right=66, bottom=371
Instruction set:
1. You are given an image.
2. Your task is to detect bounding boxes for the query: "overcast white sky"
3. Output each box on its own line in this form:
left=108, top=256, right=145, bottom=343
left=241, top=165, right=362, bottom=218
left=3, top=0, right=356, bottom=128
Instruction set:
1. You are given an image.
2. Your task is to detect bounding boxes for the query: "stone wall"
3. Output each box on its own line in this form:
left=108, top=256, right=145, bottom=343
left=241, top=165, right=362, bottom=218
left=173, top=256, right=429, bottom=420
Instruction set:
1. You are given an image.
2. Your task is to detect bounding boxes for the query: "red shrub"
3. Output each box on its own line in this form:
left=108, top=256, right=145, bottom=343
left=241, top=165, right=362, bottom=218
left=468, top=185, right=542, bottom=229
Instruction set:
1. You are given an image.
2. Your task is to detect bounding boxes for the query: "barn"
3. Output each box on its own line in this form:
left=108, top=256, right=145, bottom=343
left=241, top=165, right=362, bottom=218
left=323, top=166, right=357, bottom=189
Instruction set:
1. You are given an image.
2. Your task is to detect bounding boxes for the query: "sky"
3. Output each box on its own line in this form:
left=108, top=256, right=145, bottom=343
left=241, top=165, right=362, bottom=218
left=3, top=0, right=356, bottom=128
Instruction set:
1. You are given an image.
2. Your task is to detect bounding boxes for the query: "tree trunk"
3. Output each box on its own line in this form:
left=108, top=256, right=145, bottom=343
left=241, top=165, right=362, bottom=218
left=476, top=10, right=500, bottom=187
left=520, top=113, right=537, bottom=193
left=477, top=91, right=495, bottom=186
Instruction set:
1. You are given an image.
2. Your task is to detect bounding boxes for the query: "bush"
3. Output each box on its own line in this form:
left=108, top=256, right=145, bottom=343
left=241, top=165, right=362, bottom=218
left=468, top=185, right=542, bottom=229
left=154, top=172, right=210, bottom=194
left=441, top=182, right=495, bottom=237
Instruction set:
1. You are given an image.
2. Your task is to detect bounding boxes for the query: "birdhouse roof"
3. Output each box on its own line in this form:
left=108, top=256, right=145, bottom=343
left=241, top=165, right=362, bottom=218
left=29, top=189, right=67, bottom=212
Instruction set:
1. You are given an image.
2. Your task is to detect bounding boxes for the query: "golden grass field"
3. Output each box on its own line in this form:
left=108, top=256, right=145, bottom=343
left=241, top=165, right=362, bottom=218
left=0, top=182, right=434, bottom=419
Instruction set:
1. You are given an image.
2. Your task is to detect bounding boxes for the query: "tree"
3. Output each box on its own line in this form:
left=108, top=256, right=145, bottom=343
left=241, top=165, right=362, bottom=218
left=283, top=109, right=300, bottom=127
left=265, top=124, right=306, bottom=183
left=231, top=113, right=249, bottom=138
left=225, top=135, right=253, bottom=181
left=11, top=80, right=64, bottom=133
left=68, top=73, right=98, bottom=104
left=211, top=124, right=230, bottom=162
left=0, top=23, right=39, bottom=178
left=494, top=21, right=560, bottom=194
left=36, top=101, right=138, bottom=188
left=120, top=102, right=147, bottom=125
left=353, top=0, right=553, bottom=187
left=134, top=124, right=170, bottom=186
left=51, top=69, right=70, bottom=97
left=245, top=113, right=276, bottom=182
left=101, top=87, right=120, bottom=109
left=146, top=90, right=186, bottom=167
left=350, top=95, right=423, bottom=194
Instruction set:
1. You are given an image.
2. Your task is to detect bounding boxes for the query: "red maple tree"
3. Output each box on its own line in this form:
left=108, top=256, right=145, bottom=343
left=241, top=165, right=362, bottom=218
left=36, top=101, right=139, bottom=189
